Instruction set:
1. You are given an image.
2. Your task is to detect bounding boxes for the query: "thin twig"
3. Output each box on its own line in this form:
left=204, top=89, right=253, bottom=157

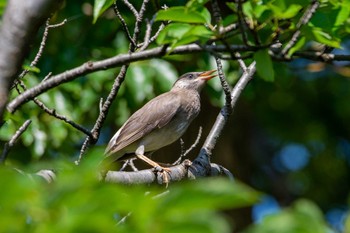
left=173, top=127, right=202, bottom=165
left=8, top=42, right=349, bottom=113
left=138, top=22, right=166, bottom=48
left=119, top=158, right=138, bottom=171
left=17, top=18, right=51, bottom=80
left=201, top=61, right=256, bottom=157
left=211, top=0, right=223, bottom=33
left=13, top=18, right=66, bottom=88
left=113, top=3, right=136, bottom=48
left=77, top=65, right=129, bottom=163
left=211, top=0, right=233, bottom=116
left=122, top=0, right=139, bottom=18
left=42, top=72, right=52, bottom=82
left=48, top=19, right=67, bottom=28
left=9, top=16, right=69, bottom=135
left=99, top=98, right=104, bottom=112
left=215, top=53, right=253, bottom=61
left=215, top=55, right=232, bottom=116
left=120, top=160, right=129, bottom=171
left=139, top=18, right=152, bottom=51
left=281, top=0, right=320, bottom=56
left=179, top=138, right=185, bottom=158
left=0, top=120, right=32, bottom=163
left=16, top=80, right=92, bottom=137
left=235, top=52, right=247, bottom=71
left=236, top=0, right=250, bottom=46
left=128, top=158, right=138, bottom=171
left=77, top=0, right=152, bottom=163
left=117, top=212, right=132, bottom=225
left=130, top=0, right=150, bottom=51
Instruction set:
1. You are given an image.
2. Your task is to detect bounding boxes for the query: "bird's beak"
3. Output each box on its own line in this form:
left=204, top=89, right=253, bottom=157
left=197, top=69, right=217, bottom=81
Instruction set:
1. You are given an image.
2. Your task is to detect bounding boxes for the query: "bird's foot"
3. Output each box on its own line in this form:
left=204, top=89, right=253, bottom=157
left=154, top=166, right=171, bottom=188
left=136, top=153, right=172, bottom=187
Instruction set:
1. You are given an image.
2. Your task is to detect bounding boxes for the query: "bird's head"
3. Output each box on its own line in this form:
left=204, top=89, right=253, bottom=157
left=172, top=70, right=217, bottom=92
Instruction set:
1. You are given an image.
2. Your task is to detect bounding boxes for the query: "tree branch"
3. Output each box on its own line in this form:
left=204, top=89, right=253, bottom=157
left=7, top=40, right=350, bottom=114
left=6, top=44, right=250, bottom=113
left=202, top=61, right=256, bottom=157
left=77, top=0, right=152, bottom=163
left=0, top=120, right=32, bottom=163
left=0, top=0, right=60, bottom=122
left=281, top=0, right=320, bottom=56
left=211, top=0, right=233, bottom=116
left=100, top=63, right=255, bottom=185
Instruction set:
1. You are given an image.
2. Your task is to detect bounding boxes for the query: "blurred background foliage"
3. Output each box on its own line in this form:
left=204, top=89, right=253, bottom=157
left=0, top=0, right=350, bottom=232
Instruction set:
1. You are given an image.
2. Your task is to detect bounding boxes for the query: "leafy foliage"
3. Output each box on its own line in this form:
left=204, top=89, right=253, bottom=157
left=0, top=0, right=350, bottom=232
left=93, top=0, right=115, bottom=23
left=245, top=199, right=332, bottom=233
left=0, top=154, right=260, bottom=233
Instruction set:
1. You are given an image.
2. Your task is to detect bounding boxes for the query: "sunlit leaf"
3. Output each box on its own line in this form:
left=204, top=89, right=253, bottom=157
left=156, top=6, right=208, bottom=24
left=149, top=59, right=178, bottom=91
left=93, top=0, right=114, bottom=23
left=156, top=23, right=192, bottom=44
left=186, top=0, right=210, bottom=9
left=334, top=1, right=350, bottom=30
left=22, top=65, right=40, bottom=73
left=268, top=3, right=302, bottom=19
left=157, top=23, right=213, bottom=49
left=311, top=27, right=340, bottom=48
left=125, top=65, right=153, bottom=105
left=159, top=178, right=260, bottom=214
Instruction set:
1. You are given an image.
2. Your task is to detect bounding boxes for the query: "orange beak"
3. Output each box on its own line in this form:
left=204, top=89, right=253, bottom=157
left=197, top=69, right=217, bottom=81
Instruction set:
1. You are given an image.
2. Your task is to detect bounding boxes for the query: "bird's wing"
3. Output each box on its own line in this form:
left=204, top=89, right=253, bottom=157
left=105, top=91, right=181, bottom=155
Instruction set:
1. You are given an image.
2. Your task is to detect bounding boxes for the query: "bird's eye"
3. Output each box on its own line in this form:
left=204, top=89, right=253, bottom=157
left=188, top=74, right=193, bottom=79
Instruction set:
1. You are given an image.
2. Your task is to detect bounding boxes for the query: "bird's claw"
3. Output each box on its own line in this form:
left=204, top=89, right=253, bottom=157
left=154, top=166, right=171, bottom=188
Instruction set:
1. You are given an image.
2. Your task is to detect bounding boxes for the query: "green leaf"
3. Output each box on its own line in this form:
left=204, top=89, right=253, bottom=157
left=160, top=178, right=260, bottom=214
left=125, top=65, right=153, bottom=104
left=148, top=59, right=178, bottom=91
left=186, top=0, right=209, bottom=9
left=245, top=199, right=331, bottom=233
left=241, top=1, right=269, bottom=20
left=156, top=23, right=213, bottom=49
left=311, top=27, right=340, bottom=48
left=268, top=3, right=302, bottom=19
left=156, top=23, right=193, bottom=44
left=334, top=1, right=350, bottom=30
left=22, top=65, right=40, bottom=73
left=156, top=6, right=208, bottom=24
left=93, top=0, right=114, bottom=24
left=0, top=0, right=6, bottom=17
left=288, top=36, right=306, bottom=56
left=254, top=49, right=275, bottom=82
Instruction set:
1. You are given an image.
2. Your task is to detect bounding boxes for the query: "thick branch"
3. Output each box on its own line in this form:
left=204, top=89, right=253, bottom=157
left=202, top=62, right=256, bottom=156
left=100, top=63, right=256, bottom=184
left=0, top=0, right=60, bottom=122
left=6, top=44, right=250, bottom=113
left=103, top=160, right=227, bottom=185
left=7, top=44, right=350, bottom=113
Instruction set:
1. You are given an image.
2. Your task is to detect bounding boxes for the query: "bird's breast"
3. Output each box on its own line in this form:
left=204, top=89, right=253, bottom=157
left=137, top=91, right=201, bottom=152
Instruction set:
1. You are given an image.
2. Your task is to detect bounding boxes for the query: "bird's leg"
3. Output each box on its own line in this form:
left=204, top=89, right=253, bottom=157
left=135, top=145, right=171, bottom=185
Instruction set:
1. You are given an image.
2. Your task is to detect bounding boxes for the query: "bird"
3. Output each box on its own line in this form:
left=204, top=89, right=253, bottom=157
left=104, top=70, right=217, bottom=173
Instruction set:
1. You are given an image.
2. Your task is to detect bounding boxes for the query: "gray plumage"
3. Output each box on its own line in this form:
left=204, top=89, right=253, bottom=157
left=104, top=70, right=216, bottom=163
